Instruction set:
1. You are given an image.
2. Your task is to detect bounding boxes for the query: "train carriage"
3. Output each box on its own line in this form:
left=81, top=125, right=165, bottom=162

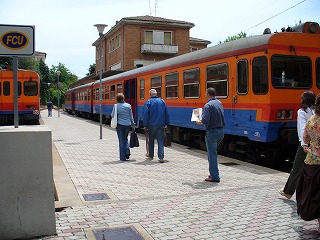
left=0, top=68, right=40, bottom=125
left=66, top=21, right=320, bottom=164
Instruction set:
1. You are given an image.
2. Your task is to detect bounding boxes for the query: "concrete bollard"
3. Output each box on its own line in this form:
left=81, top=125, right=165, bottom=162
left=0, top=125, right=56, bottom=239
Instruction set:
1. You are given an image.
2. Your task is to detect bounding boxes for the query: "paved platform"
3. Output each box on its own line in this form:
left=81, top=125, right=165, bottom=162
left=37, top=109, right=319, bottom=240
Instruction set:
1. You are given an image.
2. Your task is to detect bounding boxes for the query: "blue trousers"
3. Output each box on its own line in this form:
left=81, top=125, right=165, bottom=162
left=116, top=124, right=131, bottom=161
left=205, top=128, right=224, bottom=181
left=147, top=125, right=165, bottom=159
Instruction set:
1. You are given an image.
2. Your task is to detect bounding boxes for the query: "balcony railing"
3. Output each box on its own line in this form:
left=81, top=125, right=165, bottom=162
left=141, top=44, right=178, bottom=54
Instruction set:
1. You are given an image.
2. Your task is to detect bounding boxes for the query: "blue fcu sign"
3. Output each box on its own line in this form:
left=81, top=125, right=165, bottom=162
left=0, top=24, right=35, bottom=56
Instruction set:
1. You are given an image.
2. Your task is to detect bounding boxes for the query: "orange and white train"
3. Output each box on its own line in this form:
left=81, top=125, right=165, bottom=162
left=65, top=21, right=320, bottom=163
left=0, top=68, right=40, bottom=125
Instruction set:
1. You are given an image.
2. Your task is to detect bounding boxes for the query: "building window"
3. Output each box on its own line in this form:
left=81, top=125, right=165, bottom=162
left=206, top=63, right=228, bottom=98
left=109, top=33, right=121, bottom=52
left=145, top=30, right=172, bottom=45
left=183, top=68, right=200, bottom=98
left=140, top=78, right=145, bottom=99
left=237, top=60, right=248, bottom=94
left=252, top=56, right=268, bottom=94
left=151, top=75, right=162, bottom=98
left=165, top=72, right=178, bottom=98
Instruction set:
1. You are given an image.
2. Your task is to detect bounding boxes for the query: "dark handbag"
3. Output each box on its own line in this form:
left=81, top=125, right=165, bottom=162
left=130, top=131, right=139, bottom=148
left=164, top=130, right=171, bottom=147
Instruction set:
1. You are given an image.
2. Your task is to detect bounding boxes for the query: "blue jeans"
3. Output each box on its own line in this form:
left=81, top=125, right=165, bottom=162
left=116, top=124, right=131, bottom=161
left=205, top=128, right=224, bottom=181
left=147, top=125, right=165, bottom=159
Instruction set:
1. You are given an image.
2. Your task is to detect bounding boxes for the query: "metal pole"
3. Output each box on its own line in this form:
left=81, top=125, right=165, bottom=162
left=57, top=72, right=60, bottom=117
left=99, top=36, right=103, bottom=139
left=13, top=56, right=18, bottom=128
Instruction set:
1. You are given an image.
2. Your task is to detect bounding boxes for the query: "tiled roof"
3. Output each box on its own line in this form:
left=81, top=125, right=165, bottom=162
left=121, top=15, right=195, bottom=27
left=190, top=37, right=211, bottom=45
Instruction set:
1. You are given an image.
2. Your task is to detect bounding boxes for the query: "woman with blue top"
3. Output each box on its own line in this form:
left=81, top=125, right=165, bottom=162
left=111, top=93, right=135, bottom=161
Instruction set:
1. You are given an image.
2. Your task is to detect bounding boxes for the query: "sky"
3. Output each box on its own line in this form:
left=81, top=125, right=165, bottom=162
left=1, top=0, right=319, bottom=79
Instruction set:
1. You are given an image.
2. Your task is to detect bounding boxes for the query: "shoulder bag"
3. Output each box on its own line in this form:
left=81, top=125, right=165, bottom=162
left=110, top=104, right=117, bottom=128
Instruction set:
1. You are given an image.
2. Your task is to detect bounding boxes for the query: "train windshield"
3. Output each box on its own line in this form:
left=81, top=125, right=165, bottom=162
left=271, top=55, right=311, bottom=89
left=24, top=80, right=38, bottom=96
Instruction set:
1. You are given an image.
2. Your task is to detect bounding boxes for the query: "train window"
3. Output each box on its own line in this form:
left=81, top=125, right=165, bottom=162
left=0, top=82, right=1, bottom=95
left=24, top=80, right=38, bottom=96
left=252, top=56, right=268, bottom=94
left=237, top=60, right=248, bottom=94
left=151, top=75, right=162, bottom=98
left=105, top=86, right=109, bottom=100
left=140, top=78, right=145, bottom=99
left=206, top=63, right=228, bottom=98
left=117, top=84, right=123, bottom=94
left=95, top=88, right=99, bottom=100
left=271, top=55, right=311, bottom=89
left=3, top=81, right=10, bottom=96
left=165, top=72, right=178, bottom=99
left=110, top=85, right=115, bottom=99
left=183, top=68, right=200, bottom=98
left=18, top=81, right=22, bottom=96
left=88, top=90, right=90, bottom=101
left=316, top=58, right=320, bottom=89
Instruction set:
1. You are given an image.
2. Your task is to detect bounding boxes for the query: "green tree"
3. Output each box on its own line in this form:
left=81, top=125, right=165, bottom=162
left=219, top=31, right=247, bottom=44
left=87, top=63, right=96, bottom=76
left=18, top=56, right=39, bottom=71
left=49, top=63, right=78, bottom=107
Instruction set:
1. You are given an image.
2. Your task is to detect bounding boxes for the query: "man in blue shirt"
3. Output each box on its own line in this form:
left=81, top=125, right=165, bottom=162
left=197, top=88, right=225, bottom=182
left=143, top=89, right=170, bottom=163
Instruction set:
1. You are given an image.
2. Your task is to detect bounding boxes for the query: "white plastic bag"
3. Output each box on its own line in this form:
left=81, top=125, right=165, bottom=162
left=110, top=104, right=117, bottom=128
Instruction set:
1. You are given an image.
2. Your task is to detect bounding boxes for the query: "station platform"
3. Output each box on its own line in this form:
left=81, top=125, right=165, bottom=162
left=38, top=109, right=319, bottom=240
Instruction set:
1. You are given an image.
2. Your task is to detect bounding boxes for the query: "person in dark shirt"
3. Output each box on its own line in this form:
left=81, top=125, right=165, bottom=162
left=47, top=102, right=53, bottom=117
left=197, top=88, right=225, bottom=182
left=143, top=89, right=170, bottom=163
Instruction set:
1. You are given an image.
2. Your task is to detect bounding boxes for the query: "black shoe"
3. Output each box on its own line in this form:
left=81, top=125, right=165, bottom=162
left=126, top=154, right=130, bottom=159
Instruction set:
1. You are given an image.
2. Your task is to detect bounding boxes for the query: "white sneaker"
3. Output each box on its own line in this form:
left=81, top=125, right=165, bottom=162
left=278, top=189, right=292, bottom=199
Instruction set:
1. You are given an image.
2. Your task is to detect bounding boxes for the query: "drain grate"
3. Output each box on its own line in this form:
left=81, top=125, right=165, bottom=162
left=220, top=162, right=240, bottom=166
left=82, top=193, right=110, bottom=201
left=93, top=226, right=144, bottom=240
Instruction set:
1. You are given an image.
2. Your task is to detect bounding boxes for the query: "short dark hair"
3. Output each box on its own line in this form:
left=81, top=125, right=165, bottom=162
left=116, top=93, right=125, bottom=103
left=301, top=91, right=316, bottom=111
left=206, top=87, right=216, bottom=97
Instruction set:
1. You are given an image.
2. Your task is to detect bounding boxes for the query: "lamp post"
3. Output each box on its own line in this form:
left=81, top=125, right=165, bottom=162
left=57, top=71, right=61, bottom=118
left=47, top=83, right=51, bottom=101
left=94, top=24, right=108, bottom=140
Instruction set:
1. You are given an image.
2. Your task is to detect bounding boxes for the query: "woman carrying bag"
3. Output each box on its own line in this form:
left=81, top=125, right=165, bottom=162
left=111, top=93, right=135, bottom=161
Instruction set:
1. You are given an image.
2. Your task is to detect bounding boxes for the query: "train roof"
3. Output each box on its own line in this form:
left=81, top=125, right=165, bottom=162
left=94, top=33, right=274, bottom=86
left=66, top=81, right=93, bottom=93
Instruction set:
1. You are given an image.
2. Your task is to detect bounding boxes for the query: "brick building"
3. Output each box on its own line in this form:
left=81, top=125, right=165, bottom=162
left=70, top=15, right=210, bottom=88
left=93, top=15, right=210, bottom=73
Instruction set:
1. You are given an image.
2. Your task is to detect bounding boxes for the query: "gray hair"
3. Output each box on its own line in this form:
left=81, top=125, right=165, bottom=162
left=149, top=89, right=157, bottom=97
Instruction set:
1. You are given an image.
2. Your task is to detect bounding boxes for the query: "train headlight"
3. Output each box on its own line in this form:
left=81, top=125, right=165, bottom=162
left=277, top=109, right=293, bottom=120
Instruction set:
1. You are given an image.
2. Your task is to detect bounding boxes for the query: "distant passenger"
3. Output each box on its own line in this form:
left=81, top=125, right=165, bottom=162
left=296, top=93, right=320, bottom=233
left=142, top=89, right=170, bottom=163
left=47, top=102, right=53, bottom=117
left=111, top=93, right=135, bottom=161
left=279, top=91, right=316, bottom=199
left=196, top=87, right=225, bottom=183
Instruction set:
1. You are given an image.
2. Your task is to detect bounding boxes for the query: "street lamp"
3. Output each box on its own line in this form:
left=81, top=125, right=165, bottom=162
left=94, top=23, right=108, bottom=140
left=47, top=83, right=51, bottom=101
left=57, top=71, right=61, bottom=118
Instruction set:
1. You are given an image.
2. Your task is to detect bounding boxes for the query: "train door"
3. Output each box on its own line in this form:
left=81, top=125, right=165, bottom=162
left=231, top=59, right=252, bottom=133
left=124, top=78, right=137, bottom=120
